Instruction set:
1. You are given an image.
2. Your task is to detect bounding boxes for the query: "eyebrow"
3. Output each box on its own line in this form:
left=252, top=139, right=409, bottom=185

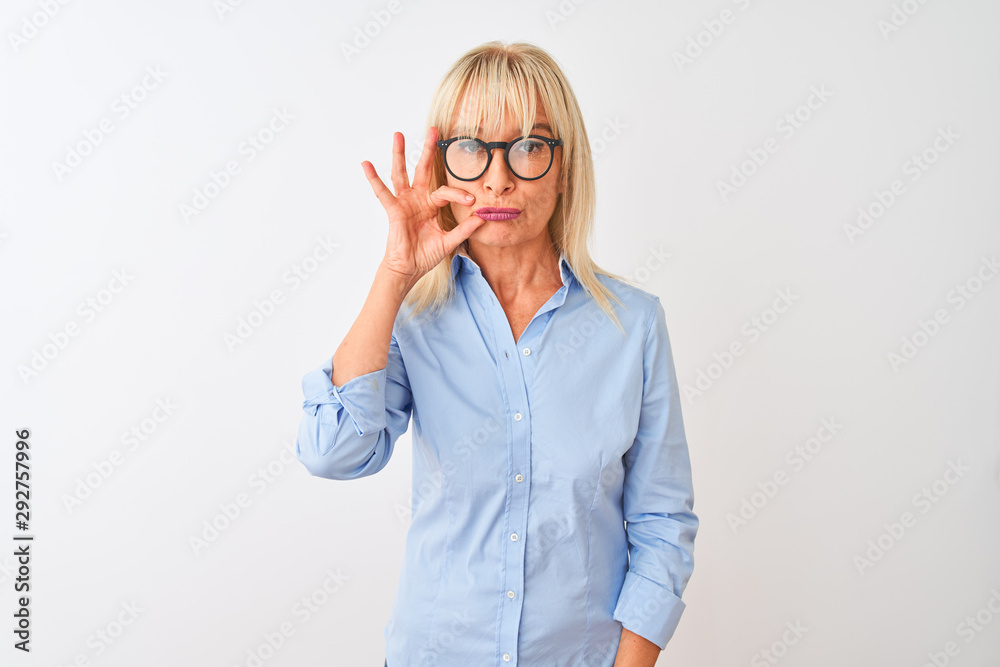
left=455, top=123, right=554, bottom=136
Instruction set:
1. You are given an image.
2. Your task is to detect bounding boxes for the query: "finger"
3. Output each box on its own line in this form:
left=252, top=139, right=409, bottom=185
left=361, top=160, right=396, bottom=211
left=441, top=213, right=487, bottom=253
left=390, top=132, right=409, bottom=195
left=411, top=126, right=439, bottom=190
left=429, top=185, right=476, bottom=209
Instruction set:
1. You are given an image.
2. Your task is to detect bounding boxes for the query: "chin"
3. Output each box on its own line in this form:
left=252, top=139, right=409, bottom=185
left=472, top=221, right=522, bottom=242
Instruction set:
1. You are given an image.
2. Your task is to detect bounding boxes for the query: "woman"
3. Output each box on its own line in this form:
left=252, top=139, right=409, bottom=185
left=296, top=41, right=698, bottom=667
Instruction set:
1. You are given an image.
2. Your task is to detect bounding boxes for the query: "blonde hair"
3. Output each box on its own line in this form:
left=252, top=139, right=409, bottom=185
left=402, top=40, right=627, bottom=335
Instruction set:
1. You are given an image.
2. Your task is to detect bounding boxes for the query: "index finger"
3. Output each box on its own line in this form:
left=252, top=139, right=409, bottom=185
left=410, top=126, right=439, bottom=190
left=361, top=160, right=395, bottom=211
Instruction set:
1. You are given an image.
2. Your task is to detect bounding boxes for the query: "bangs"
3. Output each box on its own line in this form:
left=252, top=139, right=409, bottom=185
left=441, top=50, right=559, bottom=141
left=456, top=73, right=535, bottom=139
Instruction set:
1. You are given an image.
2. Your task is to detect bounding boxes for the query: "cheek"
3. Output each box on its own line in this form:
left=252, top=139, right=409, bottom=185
left=537, top=176, right=561, bottom=205
left=446, top=174, right=475, bottom=197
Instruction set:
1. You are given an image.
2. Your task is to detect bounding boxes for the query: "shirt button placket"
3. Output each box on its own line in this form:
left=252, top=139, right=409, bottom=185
left=485, top=285, right=530, bottom=667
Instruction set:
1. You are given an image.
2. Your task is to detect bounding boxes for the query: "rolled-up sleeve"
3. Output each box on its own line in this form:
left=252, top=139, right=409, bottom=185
left=296, top=328, right=412, bottom=480
left=612, top=296, right=699, bottom=650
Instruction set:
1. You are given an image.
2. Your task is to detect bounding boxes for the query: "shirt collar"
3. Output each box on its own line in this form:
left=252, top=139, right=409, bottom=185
left=451, top=245, right=577, bottom=289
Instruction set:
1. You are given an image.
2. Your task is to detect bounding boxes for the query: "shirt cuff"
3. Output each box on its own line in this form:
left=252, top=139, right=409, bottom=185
left=301, top=358, right=387, bottom=437
left=612, top=570, right=686, bottom=650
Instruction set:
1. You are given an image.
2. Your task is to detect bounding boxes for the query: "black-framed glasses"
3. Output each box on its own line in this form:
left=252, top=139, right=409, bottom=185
left=436, top=135, right=563, bottom=181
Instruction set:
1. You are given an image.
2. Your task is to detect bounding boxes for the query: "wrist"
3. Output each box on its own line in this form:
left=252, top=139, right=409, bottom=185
left=376, top=261, right=419, bottom=297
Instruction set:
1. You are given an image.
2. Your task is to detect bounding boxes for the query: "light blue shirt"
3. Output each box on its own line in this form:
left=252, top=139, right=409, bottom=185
left=296, top=248, right=698, bottom=666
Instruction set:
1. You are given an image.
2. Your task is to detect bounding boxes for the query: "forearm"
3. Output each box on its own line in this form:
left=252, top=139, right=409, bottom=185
left=330, top=262, right=415, bottom=386
left=613, top=627, right=660, bottom=667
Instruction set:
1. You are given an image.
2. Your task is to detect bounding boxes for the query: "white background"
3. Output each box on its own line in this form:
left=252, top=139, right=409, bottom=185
left=2, top=1, right=999, bottom=665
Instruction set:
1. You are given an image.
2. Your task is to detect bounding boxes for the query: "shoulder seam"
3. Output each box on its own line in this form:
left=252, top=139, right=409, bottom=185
left=642, top=295, right=659, bottom=347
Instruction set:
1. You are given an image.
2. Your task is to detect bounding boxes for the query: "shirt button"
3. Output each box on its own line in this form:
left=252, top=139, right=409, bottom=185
left=503, top=654, right=511, bottom=662
left=515, top=473, right=523, bottom=482
left=510, top=532, right=518, bottom=541
left=514, top=412, right=522, bottom=421
left=507, top=590, right=515, bottom=599
left=522, top=347, right=530, bottom=356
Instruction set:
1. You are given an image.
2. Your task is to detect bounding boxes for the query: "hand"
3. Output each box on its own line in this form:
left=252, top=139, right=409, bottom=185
left=362, top=127, right=486, bottom=286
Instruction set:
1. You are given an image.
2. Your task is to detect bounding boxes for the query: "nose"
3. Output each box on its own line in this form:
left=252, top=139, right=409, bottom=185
left=482, top=146, right=514, bottom=196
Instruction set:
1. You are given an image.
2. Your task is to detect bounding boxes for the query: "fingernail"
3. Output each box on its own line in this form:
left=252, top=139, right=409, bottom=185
left=465, top=195, right=474, bottom=201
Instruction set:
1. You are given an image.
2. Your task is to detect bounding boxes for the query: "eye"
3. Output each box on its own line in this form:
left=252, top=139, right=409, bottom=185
left=514, top=138, right=546, bottom=155
left=455, top=138, right=483, bottom=154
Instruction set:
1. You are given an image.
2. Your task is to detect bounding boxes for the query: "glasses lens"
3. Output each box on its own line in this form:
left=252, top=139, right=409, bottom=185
left=445, top=138, right=488, bottom=179
left=508, top=137, right=552, bottom=179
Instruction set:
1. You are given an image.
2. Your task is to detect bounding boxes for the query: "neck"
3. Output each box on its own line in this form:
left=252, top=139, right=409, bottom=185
left=465, top=237, right=562, bottom=305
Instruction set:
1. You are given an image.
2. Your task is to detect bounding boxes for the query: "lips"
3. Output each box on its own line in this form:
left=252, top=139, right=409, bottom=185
left=474, top=207, right=521, bottom=221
